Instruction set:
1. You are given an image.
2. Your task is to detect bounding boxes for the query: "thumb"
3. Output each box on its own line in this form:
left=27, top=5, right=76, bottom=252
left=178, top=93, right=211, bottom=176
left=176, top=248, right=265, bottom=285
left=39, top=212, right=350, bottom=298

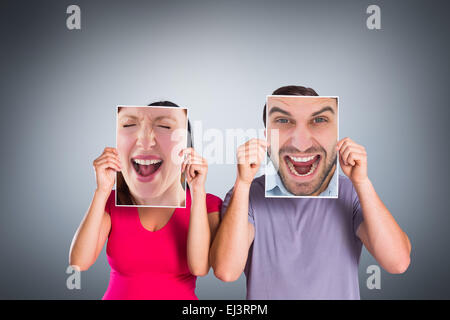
left=339, top=153, right=347, bottom=168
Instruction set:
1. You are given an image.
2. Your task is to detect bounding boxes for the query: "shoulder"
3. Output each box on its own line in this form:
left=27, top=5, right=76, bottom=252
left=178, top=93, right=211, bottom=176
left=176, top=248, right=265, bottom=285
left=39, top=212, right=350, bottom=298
left=206, top=193, right=222, bottom=203
left=206, top=193, right=223, bottom=213
left=338, top=174, right=353, bottom=190
left=338, top=174, right=356, bottom=192
left=206, top=193, right=223, bottom=207
left=251, top=175, right=266, bottom=192
left=337, top=174, right=358, bottom=203
left=248, top=175, right=266, bottom=201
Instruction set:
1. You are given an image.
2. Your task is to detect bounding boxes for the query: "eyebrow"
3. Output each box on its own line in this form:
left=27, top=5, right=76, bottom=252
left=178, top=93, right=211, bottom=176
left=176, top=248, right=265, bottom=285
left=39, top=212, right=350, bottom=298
left=119, top=114, right=139, bottom=121
left=118, top=114, right=176, bottom=122
left=268, top=106, right=292, bottom=117
left=311, top=106, right=335, bottom=117
left=153, top=115, right=176, bottom=122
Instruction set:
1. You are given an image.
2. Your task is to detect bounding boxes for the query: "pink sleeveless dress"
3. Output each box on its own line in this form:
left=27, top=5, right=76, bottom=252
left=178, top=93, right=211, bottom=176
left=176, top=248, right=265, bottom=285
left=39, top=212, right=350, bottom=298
left=102, top=189, right=222, bottom=300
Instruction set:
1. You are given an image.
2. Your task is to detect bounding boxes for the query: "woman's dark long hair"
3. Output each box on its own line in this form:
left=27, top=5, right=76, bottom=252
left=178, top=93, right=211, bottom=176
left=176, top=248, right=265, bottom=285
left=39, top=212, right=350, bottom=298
left=116, top=101, right=193, bottom=205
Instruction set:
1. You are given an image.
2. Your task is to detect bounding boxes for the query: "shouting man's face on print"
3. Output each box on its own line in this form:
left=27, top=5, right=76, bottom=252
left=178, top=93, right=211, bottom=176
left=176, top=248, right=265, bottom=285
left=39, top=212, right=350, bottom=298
left=266, top=96, right=338, bottom=196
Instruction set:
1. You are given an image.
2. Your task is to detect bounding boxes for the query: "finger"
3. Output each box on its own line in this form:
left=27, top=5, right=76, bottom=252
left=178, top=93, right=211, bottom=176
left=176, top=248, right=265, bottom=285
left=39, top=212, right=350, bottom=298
left=187, top=164, right=196, bottom=181
left=96, top=158, right=122, bottom=171
left=184, top=164, right=191, bottom=181
left=242, top=145, right=265, bottom=157
left=340, top=141, right=365, bottom=155
left=190, top=164, right=199, bottom=179
left=94, top=153, right=109, bottom=164
left=95, top=157, right=119, bottom=169
left=191, top=163, right=206, bottom=174
left=244, top=151, right=263, bottom=163
left=181, top=160, right=187, bottom=174
left=338, top=139, right=365, bottom=155
left=339, top=149, right=353, bottom=167
left=242, top=147, right=266, bottom=162
left=344, top=150, right=366, bottom=167
left=338, top=139, right=351, bottom=151
left=104, top=147, right=118, bottom=155
left=98, top=160, right=121, bottom=172
left=246, top=139, right=267, bottom=151
left=237, top=146, right=264, bottom=163
left=237, top=150, right=260, bottom=164
left=246, top=154, right=260, bottom=164
left=341, top=146, right=362, bottom=166
left=188, top=148, right=199, bottom=159
left=341, top=146, right=353, bottom=166
left=95, top=151, right=120, bottom=165
left=105, top=156, right=122, bottom=169
left=339, top=152, right=353, bottom=168
left=182, top=153, right=194, bottom=173
left=96, top=158, right=121, bottom=169
left=339, top=153, right=348, bottom=167
left=346, top=152, right=366, bottom=167
left=337, top=137, right=352, bottom=149
left=242, top=139, right=267, bottom=150
left=180, top=147, right=194, bottom=158
left=254, top=138, right=268, bottom=148
left=239, top=144, right=266, bottom=156
left=187, top=155, right=204, bottom=165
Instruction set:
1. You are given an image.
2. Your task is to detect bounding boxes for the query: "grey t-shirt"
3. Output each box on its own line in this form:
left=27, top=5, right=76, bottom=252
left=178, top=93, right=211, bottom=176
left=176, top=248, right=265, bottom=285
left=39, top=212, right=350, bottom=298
left=221, top=174, right=364, bottom=300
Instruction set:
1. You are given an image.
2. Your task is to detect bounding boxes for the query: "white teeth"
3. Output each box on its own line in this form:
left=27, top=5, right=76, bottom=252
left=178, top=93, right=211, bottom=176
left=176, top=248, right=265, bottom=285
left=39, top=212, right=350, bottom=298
left=133, top=159, right=162, bottom=165
left=287, top=157, right=319, bottom=177
left=289, top=155, right=316, bottom=162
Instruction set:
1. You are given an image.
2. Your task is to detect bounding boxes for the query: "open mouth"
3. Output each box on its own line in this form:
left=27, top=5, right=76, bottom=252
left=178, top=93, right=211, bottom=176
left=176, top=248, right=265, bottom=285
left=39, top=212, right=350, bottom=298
left=131, top=158, right=163, bottom=178
left=285, top=155, right=320, bottom=177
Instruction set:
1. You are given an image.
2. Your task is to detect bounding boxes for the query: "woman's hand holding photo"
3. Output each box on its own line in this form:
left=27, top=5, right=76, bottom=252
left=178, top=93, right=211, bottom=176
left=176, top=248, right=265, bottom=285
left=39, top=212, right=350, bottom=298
left=181, top=147, right=208, bottom=195
left=93, top=147, right=122, bottom=195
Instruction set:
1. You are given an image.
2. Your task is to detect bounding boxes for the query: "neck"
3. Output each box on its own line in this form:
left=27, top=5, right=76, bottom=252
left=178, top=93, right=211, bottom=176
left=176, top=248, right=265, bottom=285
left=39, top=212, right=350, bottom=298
left=133, top=182, right=186, bottom=207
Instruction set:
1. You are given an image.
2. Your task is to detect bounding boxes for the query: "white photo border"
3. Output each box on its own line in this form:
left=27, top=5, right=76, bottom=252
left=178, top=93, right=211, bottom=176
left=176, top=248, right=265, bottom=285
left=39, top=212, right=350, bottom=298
left=264, top=95, right=339, bottom=199
left=115, top=105, right=188, bottom=208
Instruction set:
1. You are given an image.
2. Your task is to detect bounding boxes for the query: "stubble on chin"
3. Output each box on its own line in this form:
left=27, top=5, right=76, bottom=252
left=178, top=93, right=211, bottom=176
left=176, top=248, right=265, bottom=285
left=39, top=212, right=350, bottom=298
left=278, top=152, right=337, bottom=196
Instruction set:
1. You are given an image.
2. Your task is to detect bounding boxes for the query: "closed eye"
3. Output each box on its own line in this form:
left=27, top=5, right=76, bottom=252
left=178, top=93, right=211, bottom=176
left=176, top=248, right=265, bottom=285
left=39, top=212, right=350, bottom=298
left=158, top=125, right=171, bottom=129
left=123, top=124, right=136, bottom=128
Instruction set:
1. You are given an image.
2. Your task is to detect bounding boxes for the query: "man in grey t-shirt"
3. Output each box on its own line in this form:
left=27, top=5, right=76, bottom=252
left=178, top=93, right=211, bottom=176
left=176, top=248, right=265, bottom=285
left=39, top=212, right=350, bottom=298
left=210, top=85, right=411, bottom=299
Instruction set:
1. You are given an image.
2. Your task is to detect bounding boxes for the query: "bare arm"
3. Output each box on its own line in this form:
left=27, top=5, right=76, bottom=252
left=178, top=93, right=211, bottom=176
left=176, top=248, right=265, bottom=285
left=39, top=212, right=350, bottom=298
left=210, top=180, right=255, bottom=282
left=210, top=139, right=265, bottom=282
left=187, top=192, right=221, bottom=276
left=355, top=180, right=411, bottom=274
left=69, top=147, right=121, bottom=271
left=184, top=148, right=220, bottom=276
left=338, top=138, right=411, bottom=274
left=69, top=190, right=111, bottom=271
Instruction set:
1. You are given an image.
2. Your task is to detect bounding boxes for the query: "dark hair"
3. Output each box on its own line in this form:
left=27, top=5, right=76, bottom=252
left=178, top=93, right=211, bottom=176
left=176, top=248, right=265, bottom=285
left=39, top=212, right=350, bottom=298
left=117, top=100, right=192, bottom=205
left=263, top=85, right=319, bottom=126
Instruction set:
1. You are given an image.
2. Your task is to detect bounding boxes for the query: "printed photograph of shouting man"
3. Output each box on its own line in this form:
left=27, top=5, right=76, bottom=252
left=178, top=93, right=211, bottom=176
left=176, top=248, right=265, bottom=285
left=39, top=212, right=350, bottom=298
left=265, top=95, right=339, bottom=198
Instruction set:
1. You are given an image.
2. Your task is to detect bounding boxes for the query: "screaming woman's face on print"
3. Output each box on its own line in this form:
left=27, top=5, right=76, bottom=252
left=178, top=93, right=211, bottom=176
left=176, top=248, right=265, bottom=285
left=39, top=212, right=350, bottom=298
left=116, top=106, right=187, bottom=207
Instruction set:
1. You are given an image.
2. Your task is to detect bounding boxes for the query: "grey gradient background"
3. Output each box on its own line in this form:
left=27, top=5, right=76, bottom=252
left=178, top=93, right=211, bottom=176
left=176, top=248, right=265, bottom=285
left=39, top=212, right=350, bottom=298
left=0, top=0, right=449, bottom=299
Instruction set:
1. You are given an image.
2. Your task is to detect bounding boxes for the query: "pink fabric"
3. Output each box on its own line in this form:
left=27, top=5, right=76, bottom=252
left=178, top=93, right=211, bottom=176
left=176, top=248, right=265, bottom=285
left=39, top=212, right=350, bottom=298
left=102, top=189, right=222, bottom=300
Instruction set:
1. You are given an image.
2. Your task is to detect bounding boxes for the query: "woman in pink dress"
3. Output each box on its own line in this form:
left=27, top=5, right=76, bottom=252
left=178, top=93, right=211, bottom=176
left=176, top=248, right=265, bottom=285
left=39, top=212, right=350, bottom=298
left=69, top=101, right=222, bottom=299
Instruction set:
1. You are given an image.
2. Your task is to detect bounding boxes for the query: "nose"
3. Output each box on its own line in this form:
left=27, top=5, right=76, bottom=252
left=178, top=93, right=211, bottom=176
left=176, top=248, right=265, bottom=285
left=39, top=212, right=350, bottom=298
left=288, top=124, right=314, bottom=152
left=136, top=124, right=156, bottom=149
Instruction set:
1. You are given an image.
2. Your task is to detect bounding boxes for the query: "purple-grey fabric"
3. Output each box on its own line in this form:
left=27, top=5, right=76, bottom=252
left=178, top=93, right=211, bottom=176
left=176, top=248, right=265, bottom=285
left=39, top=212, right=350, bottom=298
left=221, top=174, right=364, bottom=299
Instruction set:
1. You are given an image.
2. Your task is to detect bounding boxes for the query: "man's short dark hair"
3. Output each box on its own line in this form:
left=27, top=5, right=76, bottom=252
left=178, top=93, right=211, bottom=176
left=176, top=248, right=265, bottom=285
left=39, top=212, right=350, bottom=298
left=263, top=85, right=319, bottom=127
